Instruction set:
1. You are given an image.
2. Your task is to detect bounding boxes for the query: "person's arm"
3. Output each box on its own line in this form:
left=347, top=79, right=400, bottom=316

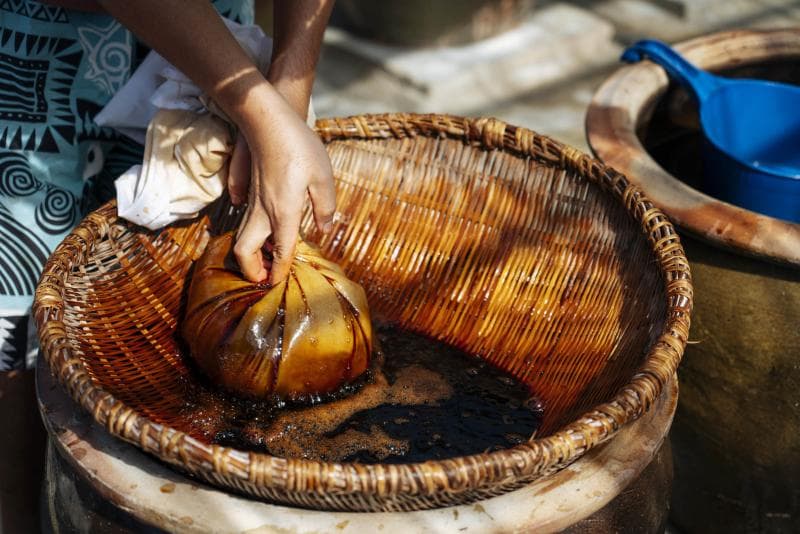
left=227, top=0, right=335, bottom=236
left=97, top=0, right=336, bottom=285
left=269, top=0, right=334, bottom=117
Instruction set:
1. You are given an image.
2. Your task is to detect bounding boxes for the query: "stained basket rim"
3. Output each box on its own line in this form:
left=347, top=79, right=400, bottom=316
left=33, top=113, right=692, bottom=511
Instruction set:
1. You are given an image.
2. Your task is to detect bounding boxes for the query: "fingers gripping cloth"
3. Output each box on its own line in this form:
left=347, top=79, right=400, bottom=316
left=104, top=20, right=349, bottom=401
left=103, top=18, right=315, bottom=230
left=113, top=100, right=314, bottom=230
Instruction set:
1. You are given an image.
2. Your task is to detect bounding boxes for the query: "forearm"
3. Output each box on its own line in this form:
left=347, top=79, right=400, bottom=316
left=268, top=0, right=335, bottom=118
left=96, top=0, right=283, bottom=134
left=99, top=0, right=336, bottom=284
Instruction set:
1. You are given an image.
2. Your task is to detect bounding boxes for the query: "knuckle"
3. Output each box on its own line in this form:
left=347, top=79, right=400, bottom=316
left=317, top=205, right=335, bottom=220
left=271, top=241, right=296, bottom=261
left=232, top=241, right=250, bottom=259
left=271, top=246, right=288, bottom=260
left=271, top=209, right=290, bottom=223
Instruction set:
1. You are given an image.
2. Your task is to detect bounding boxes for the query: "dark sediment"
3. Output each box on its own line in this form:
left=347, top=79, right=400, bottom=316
left=181, top=324, right=543, bottom=463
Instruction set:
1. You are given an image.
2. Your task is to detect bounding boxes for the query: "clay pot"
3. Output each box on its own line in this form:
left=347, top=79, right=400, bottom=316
left=586, top=30, right=800, bottom=534
left=332, top=0, right=536, bottom=47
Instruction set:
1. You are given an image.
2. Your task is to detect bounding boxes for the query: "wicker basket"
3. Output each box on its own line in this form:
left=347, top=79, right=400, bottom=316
left=34, top=114, right=691, bottom=512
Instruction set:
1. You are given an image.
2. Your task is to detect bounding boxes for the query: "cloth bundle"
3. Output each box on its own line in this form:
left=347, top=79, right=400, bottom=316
left=182, top=232, right=373, bottom=400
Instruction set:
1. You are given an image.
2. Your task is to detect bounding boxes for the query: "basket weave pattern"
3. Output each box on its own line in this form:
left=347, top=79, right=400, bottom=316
left=34, top=114, right=691, bottom=511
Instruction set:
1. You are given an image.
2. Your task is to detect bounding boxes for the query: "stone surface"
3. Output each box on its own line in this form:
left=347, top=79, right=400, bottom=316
left=484, top=69, right=612, bottom=151
left=589, top=0, right=800, bottom=43
left=313, top=0, right=800, bottom=157
left=315, top=3, right=620, bottom=115
left=331, top=0, right=537, bottom=47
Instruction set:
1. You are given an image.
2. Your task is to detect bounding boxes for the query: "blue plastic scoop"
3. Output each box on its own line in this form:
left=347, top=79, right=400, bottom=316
left=622, top=39, right=800, bottom=223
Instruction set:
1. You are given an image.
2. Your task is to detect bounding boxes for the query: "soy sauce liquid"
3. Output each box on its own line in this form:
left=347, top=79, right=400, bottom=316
left=338, top=325, right=543, bottom=463
left=183, top=325, right=543, bottom=463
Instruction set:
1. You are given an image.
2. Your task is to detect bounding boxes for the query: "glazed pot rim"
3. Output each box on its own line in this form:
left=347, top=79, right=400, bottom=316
left=586, top=29, right=800, bottom=267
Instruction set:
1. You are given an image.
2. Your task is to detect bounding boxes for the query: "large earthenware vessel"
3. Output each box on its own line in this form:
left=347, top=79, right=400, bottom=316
left=333, top=0, right=536, bottom=47
left=587, top=29, right=800, bottom=534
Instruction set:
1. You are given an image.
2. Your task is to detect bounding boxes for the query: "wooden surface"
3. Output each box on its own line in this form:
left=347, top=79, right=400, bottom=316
left=38, top=358, right=677, bottom=533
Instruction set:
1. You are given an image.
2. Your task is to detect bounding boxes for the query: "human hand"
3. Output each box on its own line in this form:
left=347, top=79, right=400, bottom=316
left=227, top=76, right=315, bottom=205
left=95, top=0, right=335, bottom=283
left=227, top=83, right=335, bottom=285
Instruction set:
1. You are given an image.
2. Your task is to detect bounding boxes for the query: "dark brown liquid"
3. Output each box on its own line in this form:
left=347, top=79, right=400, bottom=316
left=181, top=325, right=543, bottom=463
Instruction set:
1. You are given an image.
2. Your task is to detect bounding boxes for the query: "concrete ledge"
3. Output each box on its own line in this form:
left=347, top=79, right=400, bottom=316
left=591, top=0, right=800, bottom=42
left=319, top=3, right=620, bottom=113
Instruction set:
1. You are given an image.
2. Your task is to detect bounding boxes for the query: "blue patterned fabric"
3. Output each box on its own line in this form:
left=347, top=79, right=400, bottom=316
left=0, top=0, right=254, bottom=370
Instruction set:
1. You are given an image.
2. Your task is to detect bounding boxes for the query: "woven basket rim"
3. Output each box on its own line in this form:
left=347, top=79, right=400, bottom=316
left=34, top=113, right=692, bottom=507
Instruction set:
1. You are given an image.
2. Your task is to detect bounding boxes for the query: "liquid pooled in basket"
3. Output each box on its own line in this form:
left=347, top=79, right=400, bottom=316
left=180, top=325, right=543, bottom=463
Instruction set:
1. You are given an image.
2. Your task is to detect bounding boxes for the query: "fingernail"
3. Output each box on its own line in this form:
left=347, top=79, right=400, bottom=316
left=322, top=222, right=333, bottom=234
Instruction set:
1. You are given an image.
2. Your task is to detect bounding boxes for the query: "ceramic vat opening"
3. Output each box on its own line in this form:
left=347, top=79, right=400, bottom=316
left=34, top=113, right=691, bottom=512
left=587, top=30, right=800, bottom=534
